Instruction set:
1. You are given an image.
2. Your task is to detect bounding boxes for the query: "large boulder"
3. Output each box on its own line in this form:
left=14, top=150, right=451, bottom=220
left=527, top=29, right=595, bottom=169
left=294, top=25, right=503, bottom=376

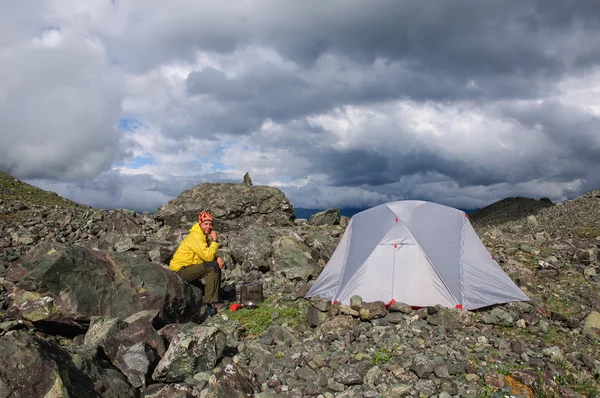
left=155, top=183, right=295, bottom=232
left=0, top=331, right=136, bottom=398
left=84, top=312, right=167, bottom=388
left=207, top=363, right=257, bottom=397
left=298, top=226, right=343, bottom=264
left=5, top=242, right=203, bottom=329
left=227, top=225, right=278, bottom=272
left=270, top=233, right=321, bottom=281
left=142, top=384, right=194, bottom=398
left=308, top=208, right=340, bottom=226
left=152, top=324, right=226, bottom=382
left=99, top=210, right=143, bottom=235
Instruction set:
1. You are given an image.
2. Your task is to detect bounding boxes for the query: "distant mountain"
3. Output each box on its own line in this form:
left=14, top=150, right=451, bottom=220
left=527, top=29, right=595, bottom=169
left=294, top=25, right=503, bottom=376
left=0, top=170, right=85, bottom=209
left=293, top=208, right=365, bottom=220
left=294, top=206, right=480, bottom=220
left=469, top=196, right=554, bottom=226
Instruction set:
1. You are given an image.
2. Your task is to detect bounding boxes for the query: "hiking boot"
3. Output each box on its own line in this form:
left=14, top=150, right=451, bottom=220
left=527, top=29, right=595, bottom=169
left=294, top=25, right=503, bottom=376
left=198, top=305, right=216, bottom=320
left=211, top=302, right=227, bottom=313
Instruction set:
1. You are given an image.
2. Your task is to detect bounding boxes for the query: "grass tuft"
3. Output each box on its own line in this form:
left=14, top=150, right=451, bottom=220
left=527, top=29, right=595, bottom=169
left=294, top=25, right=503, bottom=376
left=227, top=296, right=309, bottom=337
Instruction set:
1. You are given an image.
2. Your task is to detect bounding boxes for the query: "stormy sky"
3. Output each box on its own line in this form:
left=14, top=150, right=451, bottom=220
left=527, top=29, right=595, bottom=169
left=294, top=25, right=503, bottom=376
left=1, top=0, right=600, bottom=212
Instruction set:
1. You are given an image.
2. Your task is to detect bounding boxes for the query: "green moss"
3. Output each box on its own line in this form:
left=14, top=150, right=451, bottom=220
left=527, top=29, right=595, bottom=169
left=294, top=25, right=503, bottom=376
left=227, top=297, right=309, bottom=337
left=578, top=225, right=600, bottom=239
left=371, top=347, right=393, bottom=365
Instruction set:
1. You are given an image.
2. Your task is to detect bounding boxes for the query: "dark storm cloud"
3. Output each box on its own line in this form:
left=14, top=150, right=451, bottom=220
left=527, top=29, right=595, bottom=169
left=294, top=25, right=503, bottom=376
left=498, top=100, right=600, bottom=165
left=172, top=0, right=600, bottom=138
left=185, top=62, right=476, bottom=135
left=108, top=0, right=600, bottom=81
left=4, top=0, right=600, bottom=213
left=281, top=96, right=600, bottom=193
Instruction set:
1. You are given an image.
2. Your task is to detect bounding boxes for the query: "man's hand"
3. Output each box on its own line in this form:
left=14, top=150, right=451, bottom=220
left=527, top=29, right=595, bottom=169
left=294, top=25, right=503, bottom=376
left=209, top=231, right=218, bottom=242
left=216, top=256, right=225, bottom=270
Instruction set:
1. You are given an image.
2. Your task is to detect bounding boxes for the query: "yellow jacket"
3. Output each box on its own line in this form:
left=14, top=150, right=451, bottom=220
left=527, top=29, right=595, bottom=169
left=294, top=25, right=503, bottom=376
left=169, top=223, right=219, bottom=272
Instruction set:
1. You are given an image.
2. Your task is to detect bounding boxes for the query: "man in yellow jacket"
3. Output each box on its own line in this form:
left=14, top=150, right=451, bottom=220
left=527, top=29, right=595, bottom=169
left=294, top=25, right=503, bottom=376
left=169, top=211, right=225, bottom=308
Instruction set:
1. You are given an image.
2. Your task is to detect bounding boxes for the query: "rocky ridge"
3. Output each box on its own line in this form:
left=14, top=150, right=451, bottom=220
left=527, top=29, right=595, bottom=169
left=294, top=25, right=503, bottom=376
left=470, top=196, right=555, bottom=227
left=0, top=173, right=599, bottom=397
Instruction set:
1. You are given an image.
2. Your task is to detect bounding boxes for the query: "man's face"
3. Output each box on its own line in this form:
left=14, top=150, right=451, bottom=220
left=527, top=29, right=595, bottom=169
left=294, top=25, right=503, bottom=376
left=200, top=220, right=213, bottom=235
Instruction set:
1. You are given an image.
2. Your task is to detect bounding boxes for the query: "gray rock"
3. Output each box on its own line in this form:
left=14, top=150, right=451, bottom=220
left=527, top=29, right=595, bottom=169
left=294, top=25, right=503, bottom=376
left=388, top=302, right=412, bottom=313
left=414, top=379, right=437, bottom=396
left=433, top=364, right=450, bottom=378
left=259, top=324, right=298, bottom=346
left=526, top=215, right=538, bottom=226
left=416, top=307, right=429, bottom=319
left=383, top=312, right=405, bottom=324
left=410, top=354, right=436, bottom=378
left=114, top=237, right=136, bottom=253
left=364, top=366, right=396, bottom=389
left=309, top=209, right=340, bottom=226
left=385, top=384, right=411, bottom=397
left=142, top=383, right=194, bottom=398
left=359, top=301, right=387, bottom=321
left=270, top=233, right=320, bottom=281
left=319, top=316, right=360, bottom=334
left=542, top=346, right=563, bottom=361
left=308, top=297, right=331, bottom=312
left=6, top=242, right=203, bottom=327
left=308, top=306, right=329, bottom=327
left=478, top=307, right=514, bottom=326
left=333, top=365, right=364, bottom=385
left=339, top=304, right=359, bottom=317
left=207, top=363, right=256, bottom=398
left=114, top=341, right=153, bottom=388
left=584, top=267, right=597, bottom=278
left=446, top=360, right=467, bottom=375
left=327, top=378, right=346, bottom=391
left=243, top=341, right=275, bottom=368
left=152, top=326, right=226, bottom=382
left=427, top=307, right=474, bottom=328
left=584, top=311, right=600, bottom=333
left=350, top=295, right=363, bottom=310
left=296, top=367, right=318, bottom=382
left=155, top=182, right=294, bottom=231
left=339, top=216, right=350, bottom=228
left=511, top=339, right=527, bottom=355
left=228, top=225, right=276, bottom=272
left=83, top=316, right=128, bottom=356
left=243, top=172, right=253, bottom=186
left=0, top=331, right=136, bottom=398
left=10, top=232, right=35, bottom=246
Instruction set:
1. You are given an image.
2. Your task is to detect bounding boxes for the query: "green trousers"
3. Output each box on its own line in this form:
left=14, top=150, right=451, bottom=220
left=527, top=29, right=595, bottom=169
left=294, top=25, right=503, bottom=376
left=177, top=261, right=221, bottom=304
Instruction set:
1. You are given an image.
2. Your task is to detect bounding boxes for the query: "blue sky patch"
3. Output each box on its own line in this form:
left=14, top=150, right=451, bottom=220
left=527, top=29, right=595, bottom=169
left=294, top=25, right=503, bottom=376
left=212, top=162, right=227, bottom=171
left=115, top=155, right=157, bottom=169
left=118, top=118, right=145, bottom=132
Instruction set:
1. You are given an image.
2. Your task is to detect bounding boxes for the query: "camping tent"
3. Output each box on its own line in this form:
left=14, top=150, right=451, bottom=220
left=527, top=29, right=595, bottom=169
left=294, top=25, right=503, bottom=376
left=305, top=200, right=529, bottom=310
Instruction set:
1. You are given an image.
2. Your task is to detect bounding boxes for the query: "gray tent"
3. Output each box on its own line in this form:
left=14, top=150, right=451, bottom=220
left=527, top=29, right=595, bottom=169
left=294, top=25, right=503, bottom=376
left=305, top=201, right=529, bottom=310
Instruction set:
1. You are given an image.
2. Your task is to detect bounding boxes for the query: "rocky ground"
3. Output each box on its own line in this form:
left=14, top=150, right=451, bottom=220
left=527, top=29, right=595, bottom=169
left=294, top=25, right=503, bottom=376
left=0, top=172, right=599, bottom=398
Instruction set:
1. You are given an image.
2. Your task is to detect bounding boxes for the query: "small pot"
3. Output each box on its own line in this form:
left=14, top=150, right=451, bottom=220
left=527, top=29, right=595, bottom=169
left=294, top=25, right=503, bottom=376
left=240, top=282, right=263, bottom=308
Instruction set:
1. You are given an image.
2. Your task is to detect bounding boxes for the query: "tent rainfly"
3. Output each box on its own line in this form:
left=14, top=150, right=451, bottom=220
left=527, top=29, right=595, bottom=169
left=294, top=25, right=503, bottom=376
left=305, top=201, right=529, bottom=310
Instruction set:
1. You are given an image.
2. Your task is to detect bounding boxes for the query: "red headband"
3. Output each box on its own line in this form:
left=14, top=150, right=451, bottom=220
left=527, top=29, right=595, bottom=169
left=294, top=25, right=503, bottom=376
left=198, top=211, right=213, bottom=223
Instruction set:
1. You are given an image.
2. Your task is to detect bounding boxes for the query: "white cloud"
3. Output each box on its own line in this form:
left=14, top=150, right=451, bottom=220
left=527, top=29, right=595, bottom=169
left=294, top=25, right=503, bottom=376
left=2, top=1, right=600, bottom=213
left=0, top=19, right=125, bottom=181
